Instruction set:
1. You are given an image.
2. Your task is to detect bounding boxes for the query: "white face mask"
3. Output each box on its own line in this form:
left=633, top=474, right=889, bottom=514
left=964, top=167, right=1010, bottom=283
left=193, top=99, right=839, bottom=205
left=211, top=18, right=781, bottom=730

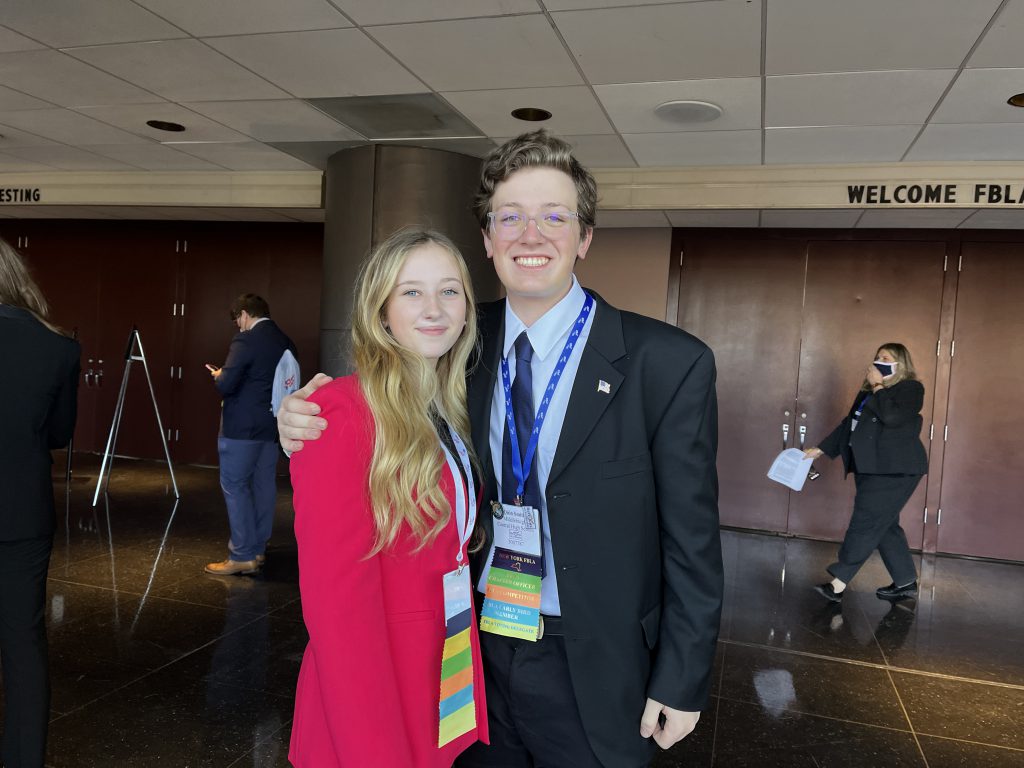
left=873, top=360, right=898, bottom=378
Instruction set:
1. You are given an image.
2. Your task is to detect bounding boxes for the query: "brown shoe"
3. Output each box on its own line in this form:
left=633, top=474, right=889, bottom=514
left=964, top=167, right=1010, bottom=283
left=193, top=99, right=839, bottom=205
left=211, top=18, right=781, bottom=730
left=255, top=553, right=266, bottom=566
left=205, top=558, right=260, bottom=576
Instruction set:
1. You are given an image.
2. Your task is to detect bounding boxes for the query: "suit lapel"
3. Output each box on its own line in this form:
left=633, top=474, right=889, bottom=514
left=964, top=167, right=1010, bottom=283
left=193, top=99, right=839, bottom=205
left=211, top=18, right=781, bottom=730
left=548, top=295, right=626, bottom=487
left=468, top=300, right=504, bottom=479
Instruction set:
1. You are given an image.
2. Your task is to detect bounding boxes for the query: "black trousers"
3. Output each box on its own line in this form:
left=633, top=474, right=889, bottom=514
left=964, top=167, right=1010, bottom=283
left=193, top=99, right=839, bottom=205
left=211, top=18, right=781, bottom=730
left=456, top=628, right=616, bottom=768
left=828, top=473, right=921, bottom=586
left=0, top=536, right=52, bottom=768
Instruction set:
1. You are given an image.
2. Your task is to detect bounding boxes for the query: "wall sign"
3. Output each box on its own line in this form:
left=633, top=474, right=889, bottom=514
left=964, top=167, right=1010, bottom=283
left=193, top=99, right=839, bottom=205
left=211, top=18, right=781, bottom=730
left=847, top=183, right=1024, bottom=205
left=0, top=188, right=41, bottom=203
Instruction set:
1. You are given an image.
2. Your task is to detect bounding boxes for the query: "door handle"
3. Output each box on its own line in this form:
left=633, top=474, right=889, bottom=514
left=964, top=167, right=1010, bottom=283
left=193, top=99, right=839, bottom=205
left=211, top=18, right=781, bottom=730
left=798, top=425, right=807, bottom=449
left=782, top=423, right=790, bottom=449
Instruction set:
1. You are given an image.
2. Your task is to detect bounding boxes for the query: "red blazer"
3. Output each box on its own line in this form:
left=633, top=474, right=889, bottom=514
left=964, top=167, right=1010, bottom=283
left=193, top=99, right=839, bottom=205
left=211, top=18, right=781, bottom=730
left=289, top=375, right=487, bottom=768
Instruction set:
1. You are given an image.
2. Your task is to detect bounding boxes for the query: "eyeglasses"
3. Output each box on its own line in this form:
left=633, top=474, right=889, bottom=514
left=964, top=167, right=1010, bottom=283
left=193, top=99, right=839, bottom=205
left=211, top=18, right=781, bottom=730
left=487, top=209, right=580, bottom=241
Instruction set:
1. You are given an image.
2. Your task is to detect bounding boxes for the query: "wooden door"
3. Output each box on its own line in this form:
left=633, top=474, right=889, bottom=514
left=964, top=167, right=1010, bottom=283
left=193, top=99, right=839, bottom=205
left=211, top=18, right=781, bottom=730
left=676, top=239, right=806, bottom=532
left=15, top=225, right=103, bottom=452
left=92, top=231, right=180, bottom=461
left=786, top=241, right=946, bottom=545
left=174, top=230, right=273, bottom=465
left=935, top=243, right=1024, bottom=561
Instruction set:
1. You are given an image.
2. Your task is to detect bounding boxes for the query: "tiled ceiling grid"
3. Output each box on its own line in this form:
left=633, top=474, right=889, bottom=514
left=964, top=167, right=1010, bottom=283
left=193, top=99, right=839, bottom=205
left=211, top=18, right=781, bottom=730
left=1, top=0, right=1023, bottom=227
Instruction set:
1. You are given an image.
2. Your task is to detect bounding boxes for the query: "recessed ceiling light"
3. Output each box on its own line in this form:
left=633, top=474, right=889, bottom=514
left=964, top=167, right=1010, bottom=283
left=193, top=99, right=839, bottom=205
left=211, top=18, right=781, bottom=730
left=511, top=107, right=552, bottom=122
left=653, top=100, right=723, bottom=124
left=146, top=119, right=186, bottom=132
left=1008, top=93, right=1024, bottom=108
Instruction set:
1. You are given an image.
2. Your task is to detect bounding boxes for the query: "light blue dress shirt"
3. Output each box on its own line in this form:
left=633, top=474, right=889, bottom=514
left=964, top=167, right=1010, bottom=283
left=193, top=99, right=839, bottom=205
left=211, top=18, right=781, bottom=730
left=479, top=276, right=596, bottom=616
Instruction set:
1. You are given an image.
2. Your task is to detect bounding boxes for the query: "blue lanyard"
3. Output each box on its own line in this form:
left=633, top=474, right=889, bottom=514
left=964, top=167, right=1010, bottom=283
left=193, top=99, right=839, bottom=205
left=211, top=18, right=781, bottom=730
left=499, top=294, right=594, bottom=504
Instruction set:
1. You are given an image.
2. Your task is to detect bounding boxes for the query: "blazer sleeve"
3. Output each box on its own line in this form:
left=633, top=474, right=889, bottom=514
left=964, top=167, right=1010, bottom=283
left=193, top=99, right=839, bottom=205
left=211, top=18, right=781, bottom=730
left=47, top=341, right=80, bottom=449
left=290, top=386, right=416, bottom=764
left=647, top=347, right=724, bottom=712
left=214, top=334, right=251, bottom=397
left=817, top=416, right=848, bottom=459
left=864, top=380, right=924, bottom=427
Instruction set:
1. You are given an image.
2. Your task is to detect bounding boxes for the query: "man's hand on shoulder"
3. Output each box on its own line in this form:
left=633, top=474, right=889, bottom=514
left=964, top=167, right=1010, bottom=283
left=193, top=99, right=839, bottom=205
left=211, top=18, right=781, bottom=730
left=640, top=698, right=700, bottom=749
left=277, top=373, right=333, bottom=453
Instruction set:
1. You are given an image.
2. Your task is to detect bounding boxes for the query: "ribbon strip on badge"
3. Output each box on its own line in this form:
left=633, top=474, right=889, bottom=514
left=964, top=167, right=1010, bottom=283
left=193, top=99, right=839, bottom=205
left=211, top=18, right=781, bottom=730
left=438, top=426, right=478, bottom=747
left=479, top=503, right=543, bottom=641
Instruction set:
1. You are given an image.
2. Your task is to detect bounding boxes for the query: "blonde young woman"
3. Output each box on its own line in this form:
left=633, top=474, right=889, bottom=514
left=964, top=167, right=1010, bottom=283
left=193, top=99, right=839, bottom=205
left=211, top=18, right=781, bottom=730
left=288, top=229, right=487, bottom=767
left=804, top=343, right=928, bottom=603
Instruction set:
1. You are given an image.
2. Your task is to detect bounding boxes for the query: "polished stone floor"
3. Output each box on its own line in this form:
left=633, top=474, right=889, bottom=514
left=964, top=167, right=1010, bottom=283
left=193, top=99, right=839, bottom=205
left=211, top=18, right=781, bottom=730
left=2, top=454, right=1021, bottom=767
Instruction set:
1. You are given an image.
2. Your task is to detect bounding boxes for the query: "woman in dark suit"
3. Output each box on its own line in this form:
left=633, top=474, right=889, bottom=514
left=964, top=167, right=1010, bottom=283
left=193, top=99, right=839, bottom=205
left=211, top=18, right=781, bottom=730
left=0, top=237, right=80, bottom=768
left=804, top=343, right=928, bottom=603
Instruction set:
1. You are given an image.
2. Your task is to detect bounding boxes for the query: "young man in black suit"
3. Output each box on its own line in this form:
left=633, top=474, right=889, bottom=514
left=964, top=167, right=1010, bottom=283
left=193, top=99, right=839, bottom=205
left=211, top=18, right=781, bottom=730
left=279, top=132, right=723, bottom=767
left=0, top=238, right=80, bottom=768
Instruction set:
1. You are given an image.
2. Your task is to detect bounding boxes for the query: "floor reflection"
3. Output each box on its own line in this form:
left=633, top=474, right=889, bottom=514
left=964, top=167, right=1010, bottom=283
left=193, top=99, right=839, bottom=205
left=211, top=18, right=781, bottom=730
left=1, top=453, right=1020, bottom=767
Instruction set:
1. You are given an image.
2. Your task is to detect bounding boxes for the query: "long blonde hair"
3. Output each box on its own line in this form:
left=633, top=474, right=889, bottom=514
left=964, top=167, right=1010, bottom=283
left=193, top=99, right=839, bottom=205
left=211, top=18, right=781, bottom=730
left=351, top=228, right=478, bottom=555
left=861, top=342, right=918, bottom=391
left=0, top=237, right=64, bottom=335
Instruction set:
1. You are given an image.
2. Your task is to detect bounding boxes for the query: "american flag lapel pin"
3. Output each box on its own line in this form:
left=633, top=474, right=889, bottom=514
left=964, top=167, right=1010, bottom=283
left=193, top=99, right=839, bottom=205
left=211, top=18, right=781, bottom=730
left=597, top=380, right=611, bottom=394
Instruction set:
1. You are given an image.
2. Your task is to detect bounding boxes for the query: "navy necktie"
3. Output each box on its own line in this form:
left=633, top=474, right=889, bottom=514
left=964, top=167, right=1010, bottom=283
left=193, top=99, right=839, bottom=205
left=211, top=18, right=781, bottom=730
left=501, top=332, right=540, bottom=508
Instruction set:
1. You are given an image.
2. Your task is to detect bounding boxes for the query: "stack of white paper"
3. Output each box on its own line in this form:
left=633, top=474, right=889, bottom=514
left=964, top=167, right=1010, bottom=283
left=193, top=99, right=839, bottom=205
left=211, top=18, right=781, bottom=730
left=767, top=448, right=816, bottom=492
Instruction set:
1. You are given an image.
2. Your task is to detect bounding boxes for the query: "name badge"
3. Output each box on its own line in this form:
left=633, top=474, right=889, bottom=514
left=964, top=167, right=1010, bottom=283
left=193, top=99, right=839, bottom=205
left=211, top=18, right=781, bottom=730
left=438, top=566, right=476, bottom=746
left=479, top=502, right=544, bottom=641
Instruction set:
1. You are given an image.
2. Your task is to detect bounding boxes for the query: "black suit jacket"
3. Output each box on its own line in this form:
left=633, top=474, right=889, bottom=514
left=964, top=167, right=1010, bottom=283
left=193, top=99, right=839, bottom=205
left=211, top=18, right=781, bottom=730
left=468, top=292, right=723, bottom=768
left=215, top=319, right=296, bottom=442
left=0, top=305, right=80, bottom=541
left=818, top=379, right=928, bottom=476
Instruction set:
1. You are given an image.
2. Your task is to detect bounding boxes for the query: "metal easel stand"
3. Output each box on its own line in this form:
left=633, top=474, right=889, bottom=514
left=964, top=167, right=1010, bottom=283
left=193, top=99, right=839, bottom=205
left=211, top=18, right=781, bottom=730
left=92, top=326, right=180, bottom=507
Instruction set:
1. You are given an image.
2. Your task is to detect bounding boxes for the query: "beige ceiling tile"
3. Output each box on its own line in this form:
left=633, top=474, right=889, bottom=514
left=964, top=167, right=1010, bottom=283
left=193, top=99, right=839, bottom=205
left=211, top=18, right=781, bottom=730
left=0, top=108, right=153, bottom=145
left=169, top=141, right=319, bottom=170
left=181, top=100, right=362, bottom=142
left=666, top=210, right=759, bottom=228
left=134, top=0, right=352, bottom=36
left=0, top=25, right=46, bottom=53
left=335, top=0, right=541, bottom=25
left=969, top=0, right=1024, bottom=68
left=0, top=122, right=57, bottom=148
left=84, top=143, right=226, bottom=170
left=562, top=134, right=635, bottom=168
left=206, top=29, right=425, bottom=97
left=0, top=0, right=187, bottom=48
left=905, top=123, right=1024, bottom=161
left=623, top=130, right=762, bottom=167
left=66, top=39, right=290, bottom=102
left=1, top=144, right=140, bottom=170
left=372, top=16, right=581, bottom=91
left=931, top=68, right=1024, bottom=124
left=766, top=70, right=956, bottom=127
left=767, top=0, right=1003, bottom=75
left=595, top=78, right=761, bottom=134
left=0, top=152, right=56, bottom=171
left=760, top=209, right=863, bottom=228
left=442, top=86, right=611, bottom=136
left=0, top=84, right=51, bottom=111
left=595, top=210, right=669, bottom=228
left=76, top=103, right=252, bottom=143
left=0, top=50, right=156, bottom=107
left=553, top=3, right=762, bottom=84
left=857, top=209, right=974, bottom=229
left=765, top=126, right=919, bottom=164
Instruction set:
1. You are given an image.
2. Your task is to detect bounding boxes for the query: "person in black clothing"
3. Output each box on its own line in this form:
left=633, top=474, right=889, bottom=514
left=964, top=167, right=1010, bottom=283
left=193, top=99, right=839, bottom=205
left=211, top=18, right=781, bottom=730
left=804, top=343, right=928, bottom=603
left=0, top=237, right=80, bottom=768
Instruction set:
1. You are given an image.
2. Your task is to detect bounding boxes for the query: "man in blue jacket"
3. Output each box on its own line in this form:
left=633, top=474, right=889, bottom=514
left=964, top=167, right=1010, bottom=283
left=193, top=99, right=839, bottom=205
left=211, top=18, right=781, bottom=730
left=206, top=293, right=296, bottom=576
